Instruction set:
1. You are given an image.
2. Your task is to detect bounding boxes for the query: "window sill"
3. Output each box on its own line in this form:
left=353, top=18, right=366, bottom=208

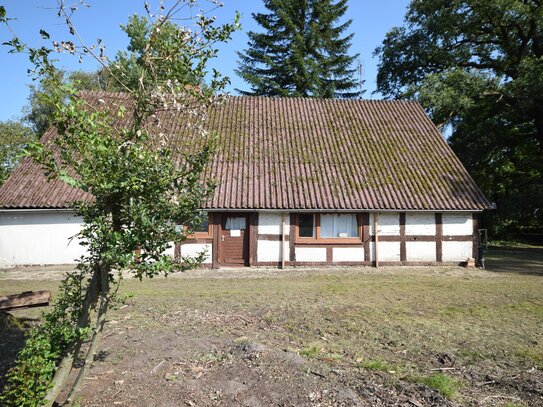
left=185, top=235, right=213, bottom=242
left=295, top=238, right=363, bottom=245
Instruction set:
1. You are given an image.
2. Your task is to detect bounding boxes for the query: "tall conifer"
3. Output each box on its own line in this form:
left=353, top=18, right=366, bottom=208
left=236, top=0, right=362, bottom=98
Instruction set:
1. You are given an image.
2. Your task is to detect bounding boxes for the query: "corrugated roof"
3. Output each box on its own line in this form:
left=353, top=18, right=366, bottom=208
left=0, top=92, right=491, bottom=211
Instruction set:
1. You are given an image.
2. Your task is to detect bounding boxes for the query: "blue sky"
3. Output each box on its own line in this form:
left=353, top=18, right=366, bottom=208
left=0, top=0, right=410, bottom=122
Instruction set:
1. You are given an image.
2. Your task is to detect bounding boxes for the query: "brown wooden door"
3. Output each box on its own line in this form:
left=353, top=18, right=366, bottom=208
left=220, top=214, right=249, bottom=266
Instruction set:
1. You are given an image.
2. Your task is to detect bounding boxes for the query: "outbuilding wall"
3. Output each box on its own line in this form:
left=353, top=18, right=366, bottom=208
left=0, top=210, right=181, bottom=268
left=0, top=211, right=86, bottom=267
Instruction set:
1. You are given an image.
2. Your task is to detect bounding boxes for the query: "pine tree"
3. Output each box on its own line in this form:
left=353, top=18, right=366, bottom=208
left=236, top=0, right=362, bottom=98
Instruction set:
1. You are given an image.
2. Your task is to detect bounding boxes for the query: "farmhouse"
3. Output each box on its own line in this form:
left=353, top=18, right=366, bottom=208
left=0, top=93, right=491, bottom=268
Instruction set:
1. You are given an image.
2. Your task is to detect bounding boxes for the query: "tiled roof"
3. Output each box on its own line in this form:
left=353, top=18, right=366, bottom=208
left=0, top=93, right=491, bottom=211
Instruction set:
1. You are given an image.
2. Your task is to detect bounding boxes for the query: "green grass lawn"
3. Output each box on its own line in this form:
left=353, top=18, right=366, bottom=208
left=1, top=248, right=542, bottom=405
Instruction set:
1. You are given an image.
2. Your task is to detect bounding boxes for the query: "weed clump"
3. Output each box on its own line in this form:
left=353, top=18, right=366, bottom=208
left=300, top=346, right=320, bottom=358
left=409, top=372, right=462, bottom=399
left=358, top=358, right=391, bottom=372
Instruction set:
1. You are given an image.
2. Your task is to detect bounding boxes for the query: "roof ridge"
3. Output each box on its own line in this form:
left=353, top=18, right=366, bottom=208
left=76, top=91, right=423, bottom=107
left=226, top=94, right=421, bottom=105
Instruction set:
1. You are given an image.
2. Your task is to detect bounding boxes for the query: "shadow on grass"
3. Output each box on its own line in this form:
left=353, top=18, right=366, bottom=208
left=0, top=314, right=37, bottom=394
left=485, top=246, right=543, bottom=276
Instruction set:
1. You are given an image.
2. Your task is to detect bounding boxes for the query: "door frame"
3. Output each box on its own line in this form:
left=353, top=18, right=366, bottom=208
left=213, top=212, right=257, bottom=267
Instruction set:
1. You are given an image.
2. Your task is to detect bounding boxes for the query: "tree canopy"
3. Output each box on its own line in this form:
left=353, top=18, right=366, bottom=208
left=23, top=9, right=238, bottom=137
left=0, top=120, right=34, bottom=184
left=107, top=13, right=233, bottom=92
left=375, top=0, right=543, bottom=237
left=236, top=0, right=362, bottom=98
left=24, top=69, right=109, bottom=135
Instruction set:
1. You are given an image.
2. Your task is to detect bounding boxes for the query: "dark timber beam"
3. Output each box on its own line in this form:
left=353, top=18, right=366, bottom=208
left=0, top=290, right=51, bottom=311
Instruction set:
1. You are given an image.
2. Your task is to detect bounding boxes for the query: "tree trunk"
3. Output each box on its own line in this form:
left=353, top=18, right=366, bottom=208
left=534, top=113, right=543, bottom=147
left=64, top=294, right=109, bottom=405
left=64, top=263, right=110, bottom=406
left=43, top=270, right=100, bottom=407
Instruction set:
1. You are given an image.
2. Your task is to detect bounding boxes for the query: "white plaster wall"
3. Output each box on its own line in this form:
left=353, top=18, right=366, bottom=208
left=369, top=242, right=401, bottom=262
left=333, top=247, right=364, bottom=262
left=406, top=213, right=436, bottom=236
left=258, top=212, right=290, bottom=235
left=369, top=212, right=400, bottom=236
left=257, top=239, right=289, bottom=262
left=0, top=211, right=86, bottom=267
left=442, top=241, right=472, bottom=262
left=443, top=213, right=473, bottom=236
left=180, top=243, right=212, bottom=263
left=295, top=247, right=326, bottom=262
left=379, top=242, right=401, bottom=261
left=163, top=242, right=175, bottom=258
left=406, top=241, right=436, bottom=261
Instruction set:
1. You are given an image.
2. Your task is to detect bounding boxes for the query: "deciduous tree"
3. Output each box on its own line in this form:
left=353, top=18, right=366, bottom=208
left=0, top=1, right=239, bottom=405
left=24, top=69, right=109, bottom=135
left=0, top=120, right=34, bottom=184
left=375, top=0, right=543, bottom=236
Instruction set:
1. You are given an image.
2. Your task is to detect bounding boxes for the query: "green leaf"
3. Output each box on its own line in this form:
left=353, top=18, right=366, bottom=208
left=58, top=172, right=81, bottom=189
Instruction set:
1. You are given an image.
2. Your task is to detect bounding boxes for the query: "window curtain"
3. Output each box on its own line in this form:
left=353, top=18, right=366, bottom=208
left=225, top=217, right=246, bottom=230
left=320, top=214, right=357, bottom=238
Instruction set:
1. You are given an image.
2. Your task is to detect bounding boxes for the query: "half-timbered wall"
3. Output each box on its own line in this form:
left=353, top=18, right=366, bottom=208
left=251, top=211, right=476, bottom=267
left=179, top=243, right=212, bottom=264
left=255, top=213, right=289, bottom=264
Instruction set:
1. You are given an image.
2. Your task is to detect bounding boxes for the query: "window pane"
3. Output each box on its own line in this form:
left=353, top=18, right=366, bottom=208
left=225, top=217, right=246, bottom=230
left=194, top=217, right=209, bottom=233
left=187, top=213, right=209, bottom=233
left=298, top=214, right=315, bottom=237
left=320, top=214, right=358, bottom=238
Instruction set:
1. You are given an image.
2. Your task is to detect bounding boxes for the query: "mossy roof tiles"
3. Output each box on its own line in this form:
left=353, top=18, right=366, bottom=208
left=0, top=92, right=491, bottom=211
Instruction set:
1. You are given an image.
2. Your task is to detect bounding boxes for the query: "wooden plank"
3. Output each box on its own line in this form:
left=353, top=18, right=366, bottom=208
left=435, top=213, right=443, bottom=262
left=374, top=212, right=379, bottom=267
left=174, top=242, right=181, bottom=261
left=212, top=213, right=221, bottom=269
left=326, top=246, right=333, bottom=263
left=281, top=213, right=286, bottom=269
left=289, top=214, right=296, bottom=262
left=472, top=213, right=479, bottom=259
left=400, top=212, right=406, bottom=262
left=362, top=213, right=370, bottom=261
left=0, top=290, right=51, bottom=311
left=249, top=212, right=258, bottom=266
